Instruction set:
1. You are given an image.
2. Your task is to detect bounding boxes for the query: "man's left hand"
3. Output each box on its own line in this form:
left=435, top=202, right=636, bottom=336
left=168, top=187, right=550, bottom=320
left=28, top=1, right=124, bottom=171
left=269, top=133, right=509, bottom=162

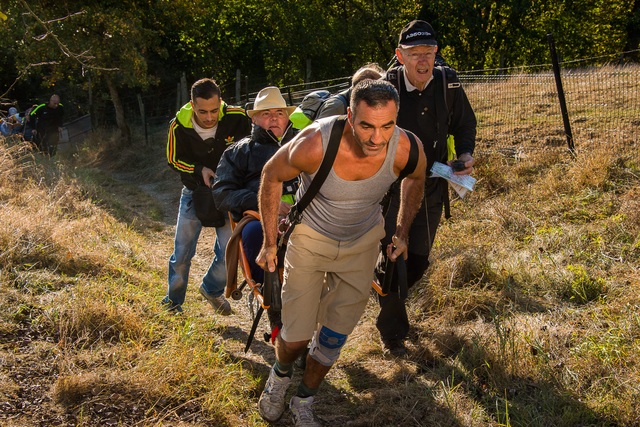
left=387, top=234, right=408, bottom=262
left=450, top=152, right=475, bottom=175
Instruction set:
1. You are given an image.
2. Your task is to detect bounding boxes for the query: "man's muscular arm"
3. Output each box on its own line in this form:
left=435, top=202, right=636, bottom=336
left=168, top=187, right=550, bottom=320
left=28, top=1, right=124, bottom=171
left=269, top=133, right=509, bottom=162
left=256, top=126, right=324, bottom=272
left=388, top=131, right=427, bottom=261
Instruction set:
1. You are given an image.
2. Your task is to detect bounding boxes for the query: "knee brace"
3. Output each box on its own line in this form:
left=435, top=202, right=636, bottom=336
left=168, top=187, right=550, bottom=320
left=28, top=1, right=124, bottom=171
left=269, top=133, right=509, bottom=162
left=308, top=326, right=347, bottom=367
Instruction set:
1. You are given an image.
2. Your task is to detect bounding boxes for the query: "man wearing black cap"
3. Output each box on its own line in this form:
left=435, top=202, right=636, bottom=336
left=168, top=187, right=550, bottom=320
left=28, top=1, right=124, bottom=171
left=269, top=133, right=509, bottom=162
left=377, top=20, right=477, bottom=356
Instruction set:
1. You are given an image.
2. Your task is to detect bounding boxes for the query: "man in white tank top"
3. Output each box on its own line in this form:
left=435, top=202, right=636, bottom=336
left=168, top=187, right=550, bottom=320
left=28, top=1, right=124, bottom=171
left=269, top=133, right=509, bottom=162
left=254, top=80, right=426, bottom=426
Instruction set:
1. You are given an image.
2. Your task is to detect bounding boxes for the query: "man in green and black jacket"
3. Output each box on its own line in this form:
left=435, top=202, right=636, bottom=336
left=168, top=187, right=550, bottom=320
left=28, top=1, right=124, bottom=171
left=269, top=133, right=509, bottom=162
left=163, top=78, right=251, bottom=314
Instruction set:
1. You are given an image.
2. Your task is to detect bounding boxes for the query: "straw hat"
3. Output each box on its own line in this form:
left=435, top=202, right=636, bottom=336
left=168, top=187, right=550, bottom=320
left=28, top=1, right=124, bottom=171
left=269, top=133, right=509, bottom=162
left=247, top=86, right=296, bottom=118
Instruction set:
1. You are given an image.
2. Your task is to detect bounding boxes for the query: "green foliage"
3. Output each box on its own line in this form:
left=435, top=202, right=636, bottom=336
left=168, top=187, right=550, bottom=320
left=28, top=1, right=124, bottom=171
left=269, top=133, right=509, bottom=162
left=0, top=0, right=637, bottom=125
left=419, top=0, right=635, bottom=70
left=562, top=264, right=608, bottom=304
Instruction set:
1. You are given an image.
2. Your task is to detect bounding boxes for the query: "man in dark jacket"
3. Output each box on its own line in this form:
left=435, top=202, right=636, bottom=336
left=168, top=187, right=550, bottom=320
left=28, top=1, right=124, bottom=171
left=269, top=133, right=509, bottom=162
left=213, top=86, right=298, bottom=284
left=163, top=78, right=251, bottom=314
left=377, top=20, right=477, bottom=356
left=30, top=94, right=64, bottom=156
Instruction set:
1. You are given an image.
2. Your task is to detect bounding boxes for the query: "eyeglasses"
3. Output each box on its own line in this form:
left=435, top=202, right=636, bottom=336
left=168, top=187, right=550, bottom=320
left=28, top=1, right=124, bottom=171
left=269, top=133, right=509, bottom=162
left=403, top=51, right=436, bottom=61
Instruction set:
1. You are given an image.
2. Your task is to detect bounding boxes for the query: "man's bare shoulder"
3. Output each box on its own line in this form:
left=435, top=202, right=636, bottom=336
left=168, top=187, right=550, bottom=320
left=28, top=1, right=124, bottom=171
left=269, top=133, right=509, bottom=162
left=288, top=122, right=325, bottom=174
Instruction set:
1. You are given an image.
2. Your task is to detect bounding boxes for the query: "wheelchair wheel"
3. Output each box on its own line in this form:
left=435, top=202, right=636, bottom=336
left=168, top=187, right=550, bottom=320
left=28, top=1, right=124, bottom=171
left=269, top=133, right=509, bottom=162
left=231, top=289, right=243, bottom=301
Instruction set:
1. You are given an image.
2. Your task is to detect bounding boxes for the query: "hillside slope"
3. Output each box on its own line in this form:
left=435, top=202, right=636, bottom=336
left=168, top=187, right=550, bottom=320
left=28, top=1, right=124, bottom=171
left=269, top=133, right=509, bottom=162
left=1, top=132, right=639, bottom=426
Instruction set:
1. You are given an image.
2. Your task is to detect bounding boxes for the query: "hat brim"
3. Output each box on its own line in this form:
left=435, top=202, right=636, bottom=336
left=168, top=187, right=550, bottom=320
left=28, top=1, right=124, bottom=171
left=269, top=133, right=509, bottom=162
left=399, top=40, right=438, bottom=47
left=247, top=105, right=297, bottom=118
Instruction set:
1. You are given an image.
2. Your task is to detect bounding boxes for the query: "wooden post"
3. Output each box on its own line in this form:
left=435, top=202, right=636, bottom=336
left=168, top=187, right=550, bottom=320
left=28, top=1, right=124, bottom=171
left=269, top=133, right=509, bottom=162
left=176, top=82, right=181, bottom=112
left=180, top=73, right=189, bottom=105
left=306, top=58, right=312, bottom=89
left=245, top=75, right=249, bottom=105
left=236, top=69, right=241, bottom=104
left=137, top=94, right=147, bottom=146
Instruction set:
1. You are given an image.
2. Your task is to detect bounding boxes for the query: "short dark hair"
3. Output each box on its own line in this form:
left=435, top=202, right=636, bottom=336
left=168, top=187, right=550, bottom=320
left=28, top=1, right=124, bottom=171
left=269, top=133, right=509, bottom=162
left=350, top=79, right=399, bottom=114
left=191, top=78, right=221, bottom=101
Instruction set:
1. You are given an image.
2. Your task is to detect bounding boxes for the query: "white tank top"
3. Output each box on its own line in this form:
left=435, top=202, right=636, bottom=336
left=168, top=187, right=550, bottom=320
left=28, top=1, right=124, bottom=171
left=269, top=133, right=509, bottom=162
left=298, top=116, right=400, bottom=241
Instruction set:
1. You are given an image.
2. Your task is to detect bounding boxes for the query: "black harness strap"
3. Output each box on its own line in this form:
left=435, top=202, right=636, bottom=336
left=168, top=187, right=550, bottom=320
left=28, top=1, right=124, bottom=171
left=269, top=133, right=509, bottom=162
left=399, top=130, right=419, bottom=180
left=292, top=116, right=345, bottom=215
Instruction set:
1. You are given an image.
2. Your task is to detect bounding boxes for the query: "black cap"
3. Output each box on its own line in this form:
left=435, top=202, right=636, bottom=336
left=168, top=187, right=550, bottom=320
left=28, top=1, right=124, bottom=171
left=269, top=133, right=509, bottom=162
left=398, top=20, right=437, bottom=47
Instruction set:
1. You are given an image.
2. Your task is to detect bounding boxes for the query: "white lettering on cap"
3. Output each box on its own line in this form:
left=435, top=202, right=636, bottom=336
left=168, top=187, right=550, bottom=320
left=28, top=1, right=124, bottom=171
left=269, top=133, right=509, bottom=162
left=407, top=31, right=433, bottom=39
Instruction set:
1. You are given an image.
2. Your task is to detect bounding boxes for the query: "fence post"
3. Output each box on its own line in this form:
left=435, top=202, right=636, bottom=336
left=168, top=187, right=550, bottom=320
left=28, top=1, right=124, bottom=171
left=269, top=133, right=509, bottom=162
left=180, top=73, right=189, bottom=106
left=175, top=82, right=181, bottom=113
left=236, top=69, right=241, bottom=104
left=547, top=33, right=575, bottom=154
left=306, top=59, right=312, bottom=90
left=137, top=94, right=147, bottom=146
left=245, top=75, right=249, bottom=104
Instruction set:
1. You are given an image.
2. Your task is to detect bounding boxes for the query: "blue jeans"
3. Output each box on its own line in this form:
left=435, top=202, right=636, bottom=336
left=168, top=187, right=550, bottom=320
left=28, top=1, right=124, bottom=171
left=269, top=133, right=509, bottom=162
left=164, top=186, right=232, bottom=307
left=241, top=219, right=264, bottom=284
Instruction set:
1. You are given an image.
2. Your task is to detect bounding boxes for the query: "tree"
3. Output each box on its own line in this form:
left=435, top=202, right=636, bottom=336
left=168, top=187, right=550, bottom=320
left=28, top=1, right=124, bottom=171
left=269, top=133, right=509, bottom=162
left=7, top=0, right=164, bottom=145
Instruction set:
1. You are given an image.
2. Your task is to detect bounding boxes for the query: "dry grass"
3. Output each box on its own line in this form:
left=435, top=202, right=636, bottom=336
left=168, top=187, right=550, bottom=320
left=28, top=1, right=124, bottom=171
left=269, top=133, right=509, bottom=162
left=1, top=67, right=639, bottom=426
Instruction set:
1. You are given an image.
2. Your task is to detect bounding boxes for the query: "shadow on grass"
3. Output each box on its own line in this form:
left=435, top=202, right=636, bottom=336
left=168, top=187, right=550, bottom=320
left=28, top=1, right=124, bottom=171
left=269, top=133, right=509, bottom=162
left=401, top=324, right=609, bottom=426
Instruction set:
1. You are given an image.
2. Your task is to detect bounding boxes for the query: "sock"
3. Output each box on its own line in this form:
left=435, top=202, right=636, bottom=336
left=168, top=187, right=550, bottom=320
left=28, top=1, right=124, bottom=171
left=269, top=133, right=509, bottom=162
left=273, top=360, right=293, bottom=378
left=296, top=381, right=318, bottom=398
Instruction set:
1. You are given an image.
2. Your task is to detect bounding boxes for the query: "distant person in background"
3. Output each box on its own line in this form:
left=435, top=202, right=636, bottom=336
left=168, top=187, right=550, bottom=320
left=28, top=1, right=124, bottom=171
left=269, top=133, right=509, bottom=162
left=0, top=107, right=23, bottom=137
left=163, top=78, right=251, bottom=314
left=30, top=95, right=64, bottom=156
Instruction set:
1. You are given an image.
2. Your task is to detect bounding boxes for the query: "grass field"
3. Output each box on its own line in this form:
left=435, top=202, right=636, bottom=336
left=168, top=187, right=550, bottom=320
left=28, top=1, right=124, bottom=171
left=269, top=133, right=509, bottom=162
left=0, top=68, right=639, bottom=426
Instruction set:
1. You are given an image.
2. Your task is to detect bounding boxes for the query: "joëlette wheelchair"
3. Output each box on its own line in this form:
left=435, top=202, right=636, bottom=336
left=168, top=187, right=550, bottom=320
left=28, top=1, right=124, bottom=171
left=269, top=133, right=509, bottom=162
left=225, top=210, right=407, bottom=353
left=225, top=210, right=284, bottom=352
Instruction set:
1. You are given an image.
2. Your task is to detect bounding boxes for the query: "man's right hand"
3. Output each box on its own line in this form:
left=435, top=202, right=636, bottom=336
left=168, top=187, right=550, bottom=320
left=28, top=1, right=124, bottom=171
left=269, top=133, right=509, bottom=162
left=256, top=245, right=278, bottom=273
left=201, top=167, right=215, bottom=187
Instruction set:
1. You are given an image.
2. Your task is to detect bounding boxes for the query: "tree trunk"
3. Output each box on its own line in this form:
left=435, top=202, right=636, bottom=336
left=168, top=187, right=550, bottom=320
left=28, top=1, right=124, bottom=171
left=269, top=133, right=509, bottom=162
left=105, top=75, right=131, bottom=146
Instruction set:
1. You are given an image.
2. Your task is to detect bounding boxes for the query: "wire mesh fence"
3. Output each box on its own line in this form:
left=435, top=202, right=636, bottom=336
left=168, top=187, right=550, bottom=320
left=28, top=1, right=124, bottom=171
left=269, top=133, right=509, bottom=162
left=93, top=49, right=640, bottom=156
left=460, top=63, right=640, bottom=158
left=249, top=52, right=639, bottom=159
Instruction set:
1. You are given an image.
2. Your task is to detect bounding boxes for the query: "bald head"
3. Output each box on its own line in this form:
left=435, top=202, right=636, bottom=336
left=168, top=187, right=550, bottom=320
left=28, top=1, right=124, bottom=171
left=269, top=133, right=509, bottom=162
left=48, top=95, right=60, bottom=109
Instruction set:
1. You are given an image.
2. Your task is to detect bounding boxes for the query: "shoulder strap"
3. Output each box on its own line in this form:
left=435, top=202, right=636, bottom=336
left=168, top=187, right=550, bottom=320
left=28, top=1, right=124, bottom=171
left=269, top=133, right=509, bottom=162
left=436, top=66, right=452, bottom=127
left=384, top=67, right=401, bottom=92
left=290, top=116, right=346, bottom=217
left=398, top=131, right=419, bottom=180
left=437, top=66, right=461, bottom=127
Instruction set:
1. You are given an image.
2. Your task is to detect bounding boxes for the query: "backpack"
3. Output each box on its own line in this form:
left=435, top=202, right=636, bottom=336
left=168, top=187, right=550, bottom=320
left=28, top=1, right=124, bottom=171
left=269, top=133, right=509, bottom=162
left=289, top=89, right=349, bottom=130
left=300, top=90, right=332, bottom=120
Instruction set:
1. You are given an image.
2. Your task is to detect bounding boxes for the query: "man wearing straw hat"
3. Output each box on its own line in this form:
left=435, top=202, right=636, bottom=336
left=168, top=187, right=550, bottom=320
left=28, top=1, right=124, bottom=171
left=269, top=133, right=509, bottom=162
left=213, top=86, right=299, bottom=285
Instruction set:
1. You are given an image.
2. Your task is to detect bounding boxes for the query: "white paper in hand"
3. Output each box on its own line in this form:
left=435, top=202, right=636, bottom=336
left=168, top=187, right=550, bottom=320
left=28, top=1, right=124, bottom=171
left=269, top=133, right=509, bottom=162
left=430, top=161, right=477, bottom=198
